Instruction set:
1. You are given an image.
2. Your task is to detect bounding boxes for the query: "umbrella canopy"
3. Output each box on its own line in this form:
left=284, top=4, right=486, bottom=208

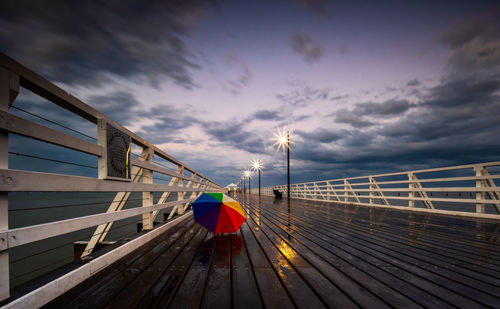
left=192, top=193, right=245, bottom=233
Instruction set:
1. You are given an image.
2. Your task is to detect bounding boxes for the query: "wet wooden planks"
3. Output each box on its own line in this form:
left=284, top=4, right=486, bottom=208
left=45, top=195, right=500, bottom=308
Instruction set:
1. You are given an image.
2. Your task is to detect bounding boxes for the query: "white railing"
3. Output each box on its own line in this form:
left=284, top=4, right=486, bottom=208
left=261, top=162, right=500, bottom=217
left=0, top=52, right=222, bottom=306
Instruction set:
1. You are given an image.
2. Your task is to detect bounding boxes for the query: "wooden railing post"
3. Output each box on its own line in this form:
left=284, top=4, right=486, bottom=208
left=411, top=174, right=434, bottom=209
left=0, top=67, right=18, bottom=301
left=142, top=144, right=154, bottom=230
left=154, top=165, right=183, bottom=221
left=81, top=147, right=149, bottom=258
left=408, top=173, right=415, bottom=208
left=176, top=167, right=186, bottom=215
left=475, top=166, right=485, bottom=214
left=326, top=181, right=331, bottom=201
left=344, top=179, right=348, bottom=203
left=481, top=169, right=500, bottom=214
left=181, top=173, right=197, bottom=212
left=369, top=177, right=374, bottom=204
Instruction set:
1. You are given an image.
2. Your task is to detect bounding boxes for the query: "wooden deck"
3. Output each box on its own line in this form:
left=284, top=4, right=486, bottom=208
left=45, top=194, right=500, bottom=308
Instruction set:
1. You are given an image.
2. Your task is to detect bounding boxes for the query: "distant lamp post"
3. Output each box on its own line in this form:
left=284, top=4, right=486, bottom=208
left=251, top=159, right=263, bottom=196
left=273, top=128, right=292, bottom=200
left=244, top=169, right=252, bottom=194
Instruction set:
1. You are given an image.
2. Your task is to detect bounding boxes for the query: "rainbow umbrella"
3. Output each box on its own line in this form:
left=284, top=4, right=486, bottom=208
left=192, top=193, right=246, bottom=234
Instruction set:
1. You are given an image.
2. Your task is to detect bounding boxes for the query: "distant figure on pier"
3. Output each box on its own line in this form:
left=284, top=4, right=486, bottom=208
left=273, top=187, right=283, bottom=199
left=224, top=183, right=239, bottom=196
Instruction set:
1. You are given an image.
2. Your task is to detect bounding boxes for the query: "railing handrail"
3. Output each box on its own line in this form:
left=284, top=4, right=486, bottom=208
left=287, top=161, right=500, bottom=185
left=261, top=161, right=500, bottom=218
left=0, top=51, right=223, bottom=305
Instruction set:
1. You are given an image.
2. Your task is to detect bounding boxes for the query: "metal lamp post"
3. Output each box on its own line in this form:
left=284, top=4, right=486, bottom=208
left=273, top=128, right=292, bottom=200
left=251, top=159, right=263, bottom=196
left=287, top=130, right=290, bottom=200
left=244, top=169, right=252, bottom=195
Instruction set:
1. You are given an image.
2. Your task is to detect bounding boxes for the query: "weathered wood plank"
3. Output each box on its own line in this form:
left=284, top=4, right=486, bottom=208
left=44, top=218, right=197, bottom=308
left=247, top=196, right=500, bottom=308
left=199, top=234, right=231, bottom=309
left=287, top=199, right=500, bottom=278
left=146, top=229, right=210, bottom=308
left=38, top=194, right=500, bottom=309
left=239, top=222, right=294, bottom=309
left=230, top=231, right=263, bottom=309
left=249, top=203, right=465, bottom=308
left=245, top=211, right=361, bottom=308
left=166, top=233, right=215, bottom=308
left=246, top=202, right=422, bottom=308
left=105, top=224, right=204, bottom=308
left=244, top=214, right=327, bottom=309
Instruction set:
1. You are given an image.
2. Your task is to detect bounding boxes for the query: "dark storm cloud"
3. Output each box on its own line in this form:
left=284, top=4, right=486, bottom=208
left=330, top=94, right=349, bottom=101
left=333, top=100, right=415, bottom=128
left=291, top=31, right=325, bottom=62
left=380, top=75, right=500, bottom=142
left=292, top=114, right=311, bottom=122
left=276, top=85, right=330, bottom=107
left=88, top=91, right=139, bottom=126
left=438, top=12, right=500, bottom=72
left=355, top=100, right=415, bottom=116
left=334, top=109, right=374, bottom=128
left=0, top=0, right=217, bottom=88
left=286, top=74, right=500, bottom=182
left=248, top=109, right=285, bottom=121
left=295, top=128, right=344, bottom=143
left=406, top=79, right=421, bottom=87
left=136, top=104, right=200, bottom=144
left=425, top=76, right=500, bottom=108
left=203, top=121, right=266, bottom=154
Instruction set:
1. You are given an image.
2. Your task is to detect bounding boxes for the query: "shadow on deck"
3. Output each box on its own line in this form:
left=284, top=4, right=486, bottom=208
left=45, top=195, right=500, bottom=308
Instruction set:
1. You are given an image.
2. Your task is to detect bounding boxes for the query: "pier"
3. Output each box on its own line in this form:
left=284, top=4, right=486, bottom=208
left=1, top=53, right=500, bottom=308
left=45, top=195, right=500, bottom=308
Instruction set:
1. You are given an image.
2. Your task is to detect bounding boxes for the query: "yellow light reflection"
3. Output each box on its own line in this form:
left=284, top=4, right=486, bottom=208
left=277, top=240, right=296, bottom=261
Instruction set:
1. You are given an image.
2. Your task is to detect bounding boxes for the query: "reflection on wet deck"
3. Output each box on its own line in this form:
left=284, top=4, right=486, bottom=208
left=47, top=195, right=500, bottom=308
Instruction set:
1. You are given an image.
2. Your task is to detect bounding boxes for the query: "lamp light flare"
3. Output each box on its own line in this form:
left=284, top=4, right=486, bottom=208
left=272, top=127, right=293, bottom=152
left=251, top=159, right=263, bottom=171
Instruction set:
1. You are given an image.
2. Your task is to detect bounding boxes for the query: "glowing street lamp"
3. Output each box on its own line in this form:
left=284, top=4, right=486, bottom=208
left=241, top=175, right=246, bottom=193
left=273, top=128, right=293, bottom=200
left=244, top=169, right=252, bottom=194
left=251, top=159, right=263, bottom=196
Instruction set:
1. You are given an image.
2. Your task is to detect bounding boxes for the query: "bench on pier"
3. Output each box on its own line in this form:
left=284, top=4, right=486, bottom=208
left=273, top=188, right=283, bottom=199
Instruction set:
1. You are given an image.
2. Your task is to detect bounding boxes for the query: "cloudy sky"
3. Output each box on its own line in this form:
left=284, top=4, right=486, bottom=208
left=1, top=0, right=500, bottom=187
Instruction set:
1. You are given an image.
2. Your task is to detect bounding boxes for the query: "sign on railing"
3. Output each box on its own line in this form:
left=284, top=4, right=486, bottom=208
left=99, top=120, right=131, bottom=180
